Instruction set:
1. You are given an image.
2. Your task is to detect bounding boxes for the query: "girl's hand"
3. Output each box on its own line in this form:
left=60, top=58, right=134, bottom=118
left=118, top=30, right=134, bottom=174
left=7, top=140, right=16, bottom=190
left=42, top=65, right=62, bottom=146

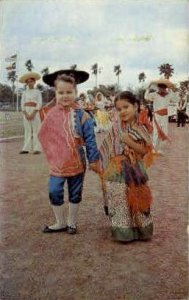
left=122, top=132, right=130, bottom=144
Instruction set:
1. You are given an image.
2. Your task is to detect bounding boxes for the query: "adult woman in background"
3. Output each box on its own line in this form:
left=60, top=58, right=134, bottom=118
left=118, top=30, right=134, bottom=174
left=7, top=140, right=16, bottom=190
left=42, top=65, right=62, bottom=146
left=19, top=72, right=42, bottom=154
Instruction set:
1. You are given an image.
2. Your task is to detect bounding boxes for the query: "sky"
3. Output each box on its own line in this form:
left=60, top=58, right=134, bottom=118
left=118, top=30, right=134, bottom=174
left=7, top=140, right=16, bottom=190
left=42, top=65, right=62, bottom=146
left=0, top=0, right=188, bottom=93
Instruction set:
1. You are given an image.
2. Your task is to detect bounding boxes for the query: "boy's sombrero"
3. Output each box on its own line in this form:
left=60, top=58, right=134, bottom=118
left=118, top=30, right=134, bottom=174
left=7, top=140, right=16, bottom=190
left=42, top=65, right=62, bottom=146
left=43, top=69, right=89, bottom=86
left=19, top=72, right=41, bottom=83
left=151, top=79, right=175, bottom=88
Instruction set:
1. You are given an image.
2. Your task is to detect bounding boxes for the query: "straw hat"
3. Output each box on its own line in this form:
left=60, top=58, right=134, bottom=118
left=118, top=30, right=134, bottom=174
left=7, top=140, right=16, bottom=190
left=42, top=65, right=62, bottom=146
left=150, top=78, right=175, bottom=88
left=43, top=69, right=89, bottom=86
left=19, top=72, right=41, bottom=83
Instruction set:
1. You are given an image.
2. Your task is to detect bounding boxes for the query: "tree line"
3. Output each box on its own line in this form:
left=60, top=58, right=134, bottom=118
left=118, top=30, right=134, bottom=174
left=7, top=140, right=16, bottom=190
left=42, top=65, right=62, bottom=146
left=0, top=60, right=189, bottom=109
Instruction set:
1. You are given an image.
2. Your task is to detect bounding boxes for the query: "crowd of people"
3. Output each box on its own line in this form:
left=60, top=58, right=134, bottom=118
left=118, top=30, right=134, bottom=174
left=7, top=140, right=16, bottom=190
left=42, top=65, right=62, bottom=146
left=18, top=69, right=188, bottom=243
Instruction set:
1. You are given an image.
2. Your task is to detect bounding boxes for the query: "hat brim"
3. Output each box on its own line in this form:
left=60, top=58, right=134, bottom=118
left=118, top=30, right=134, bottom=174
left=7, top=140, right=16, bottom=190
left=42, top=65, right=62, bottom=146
left=19, top=72, right=41, bottom=83
left=151, top=79, right=175, bottom=88
left=42, top=69, right=89, bottom=86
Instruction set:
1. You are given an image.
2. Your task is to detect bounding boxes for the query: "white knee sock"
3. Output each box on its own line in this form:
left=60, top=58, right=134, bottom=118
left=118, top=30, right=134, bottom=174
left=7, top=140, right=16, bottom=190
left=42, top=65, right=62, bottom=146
left=67, top=203, right=79, bottom=228
left=49, top=205, right=67, bottom=230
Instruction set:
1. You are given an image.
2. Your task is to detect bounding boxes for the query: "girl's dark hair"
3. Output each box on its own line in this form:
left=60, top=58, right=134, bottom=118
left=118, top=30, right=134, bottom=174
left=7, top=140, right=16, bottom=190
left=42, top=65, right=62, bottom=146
left=114, top=91, right=140, bottom=112
left=55, top=74, right=76, bottom=87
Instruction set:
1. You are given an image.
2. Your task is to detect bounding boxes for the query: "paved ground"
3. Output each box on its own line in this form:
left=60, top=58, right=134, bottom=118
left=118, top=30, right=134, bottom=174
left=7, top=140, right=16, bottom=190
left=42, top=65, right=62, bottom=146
left=0, top=124, right=188, bottom=300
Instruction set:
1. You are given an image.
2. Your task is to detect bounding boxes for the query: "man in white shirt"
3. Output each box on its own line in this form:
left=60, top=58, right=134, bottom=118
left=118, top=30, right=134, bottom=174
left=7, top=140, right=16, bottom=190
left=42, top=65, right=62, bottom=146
left=144, top=80, right=175, bottom=153
left=19, top=72, right=42, bottom=154
left=177, top=94, right=187, bottom=127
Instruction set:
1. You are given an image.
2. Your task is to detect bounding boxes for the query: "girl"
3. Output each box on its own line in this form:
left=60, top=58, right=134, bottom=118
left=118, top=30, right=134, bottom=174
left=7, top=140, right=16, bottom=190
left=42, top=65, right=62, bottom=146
left=100, top=91, right=153, bottom=242
left=38, top=70, right=100, bottom=234
left=94, top=92, right=112, bottom=132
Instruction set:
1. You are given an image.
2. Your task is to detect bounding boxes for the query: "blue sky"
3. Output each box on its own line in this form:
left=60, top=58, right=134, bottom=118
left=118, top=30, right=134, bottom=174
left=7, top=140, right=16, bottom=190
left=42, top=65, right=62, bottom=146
left=0, top=0, right=188, bottom=92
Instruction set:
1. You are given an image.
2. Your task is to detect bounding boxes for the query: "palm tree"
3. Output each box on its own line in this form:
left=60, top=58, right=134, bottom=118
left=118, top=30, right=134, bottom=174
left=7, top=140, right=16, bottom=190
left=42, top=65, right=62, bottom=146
left=41, top=67, right=49, bottom=76
left=25, top=59, right=34, bottom=71
left=114, top=65, right=122, bottom=85
left=138, top=72, right=146, bottom=83
left=158, top=63, right=174, bottom=79
left=7, top=70, right=17, bottom=108
left=70, top=64, right=77, bottom=70
left=91, top=63, right=98, bottom=87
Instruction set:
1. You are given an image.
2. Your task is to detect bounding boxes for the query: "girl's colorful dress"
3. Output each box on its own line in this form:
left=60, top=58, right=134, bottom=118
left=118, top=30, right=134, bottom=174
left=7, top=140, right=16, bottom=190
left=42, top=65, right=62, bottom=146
left=99, top=120, right=153, bottom=242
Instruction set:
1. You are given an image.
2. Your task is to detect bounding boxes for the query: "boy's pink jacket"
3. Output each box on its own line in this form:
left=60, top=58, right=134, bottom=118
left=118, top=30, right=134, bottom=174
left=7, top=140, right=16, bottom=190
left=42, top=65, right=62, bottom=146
left=38, top=103, right=85, bottom=177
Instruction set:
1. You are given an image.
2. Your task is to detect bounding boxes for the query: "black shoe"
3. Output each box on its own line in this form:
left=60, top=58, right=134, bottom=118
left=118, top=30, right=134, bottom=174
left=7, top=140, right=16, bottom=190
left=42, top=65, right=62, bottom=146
left=19, top=151, right=29, bottom=154
left=33, top=151, right=41, bottom=154
left=42, top=225, right=68, bottom=233
left=67, top=226, right=77, bottom=234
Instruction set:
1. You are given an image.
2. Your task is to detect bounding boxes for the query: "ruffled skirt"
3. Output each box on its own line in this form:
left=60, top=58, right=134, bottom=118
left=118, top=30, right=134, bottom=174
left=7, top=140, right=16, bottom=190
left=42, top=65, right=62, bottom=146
left=106, top=181, right=153, bottom=242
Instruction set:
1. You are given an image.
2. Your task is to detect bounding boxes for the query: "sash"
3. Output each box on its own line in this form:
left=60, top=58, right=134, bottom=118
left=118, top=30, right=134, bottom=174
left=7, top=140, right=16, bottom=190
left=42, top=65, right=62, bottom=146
left=155, top=108, right=168, bottom=116
left=24, top=101, right=37, bottom=107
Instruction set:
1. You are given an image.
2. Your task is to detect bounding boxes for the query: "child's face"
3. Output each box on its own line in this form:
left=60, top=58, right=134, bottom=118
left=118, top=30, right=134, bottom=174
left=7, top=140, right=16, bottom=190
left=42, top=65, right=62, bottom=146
left=97, top=94, right=102, bottom=101
left=115, top=99, right=137, bottom=123
left=56, top=81, right=76, bottom=106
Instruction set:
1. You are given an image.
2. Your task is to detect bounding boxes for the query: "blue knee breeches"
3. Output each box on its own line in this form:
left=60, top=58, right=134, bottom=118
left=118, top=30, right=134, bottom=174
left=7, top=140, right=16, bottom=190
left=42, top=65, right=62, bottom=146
left=49, top=173, right=85, bottom=206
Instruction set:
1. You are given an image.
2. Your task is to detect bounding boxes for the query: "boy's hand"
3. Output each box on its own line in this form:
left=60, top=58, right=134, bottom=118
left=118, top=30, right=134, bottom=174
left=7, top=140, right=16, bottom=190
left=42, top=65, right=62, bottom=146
left=89, top=160, right=102, bottom=174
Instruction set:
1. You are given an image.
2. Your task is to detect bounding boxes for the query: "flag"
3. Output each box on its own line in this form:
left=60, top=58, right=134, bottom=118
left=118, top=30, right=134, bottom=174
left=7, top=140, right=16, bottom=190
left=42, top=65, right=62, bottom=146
left=6, top=62, right=16, bottom=70
left=5, top=54, right=17, bottom=62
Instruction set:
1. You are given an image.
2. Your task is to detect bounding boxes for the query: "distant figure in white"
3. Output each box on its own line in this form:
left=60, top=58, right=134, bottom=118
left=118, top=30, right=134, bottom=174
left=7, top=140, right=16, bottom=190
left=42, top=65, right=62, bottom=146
left=144, top=79, right=175, bottom=154
left=94, top=92, right=112, bottom=132
left=19, top=72, right=42, bottom=154
left=177, top=94, right=187, bottom=127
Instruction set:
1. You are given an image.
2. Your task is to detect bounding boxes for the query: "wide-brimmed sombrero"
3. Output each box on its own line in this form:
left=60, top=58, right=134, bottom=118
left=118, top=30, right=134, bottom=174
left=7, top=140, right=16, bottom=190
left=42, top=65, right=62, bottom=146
left=151, top=78, right=175, bottom=88
left=43, top=69, right=89, bottom=86
left=19, top=72, right=41, bottom=83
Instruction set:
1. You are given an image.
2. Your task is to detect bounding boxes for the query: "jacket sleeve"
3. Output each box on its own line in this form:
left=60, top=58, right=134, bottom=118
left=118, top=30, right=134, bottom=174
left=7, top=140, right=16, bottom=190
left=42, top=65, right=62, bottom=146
left=82, top=115, right=100, bottom=163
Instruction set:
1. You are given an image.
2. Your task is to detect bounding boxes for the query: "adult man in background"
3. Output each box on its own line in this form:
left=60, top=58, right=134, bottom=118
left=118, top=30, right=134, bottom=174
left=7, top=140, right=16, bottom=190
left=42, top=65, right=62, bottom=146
left=144, top=79, right=175, bottom=154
